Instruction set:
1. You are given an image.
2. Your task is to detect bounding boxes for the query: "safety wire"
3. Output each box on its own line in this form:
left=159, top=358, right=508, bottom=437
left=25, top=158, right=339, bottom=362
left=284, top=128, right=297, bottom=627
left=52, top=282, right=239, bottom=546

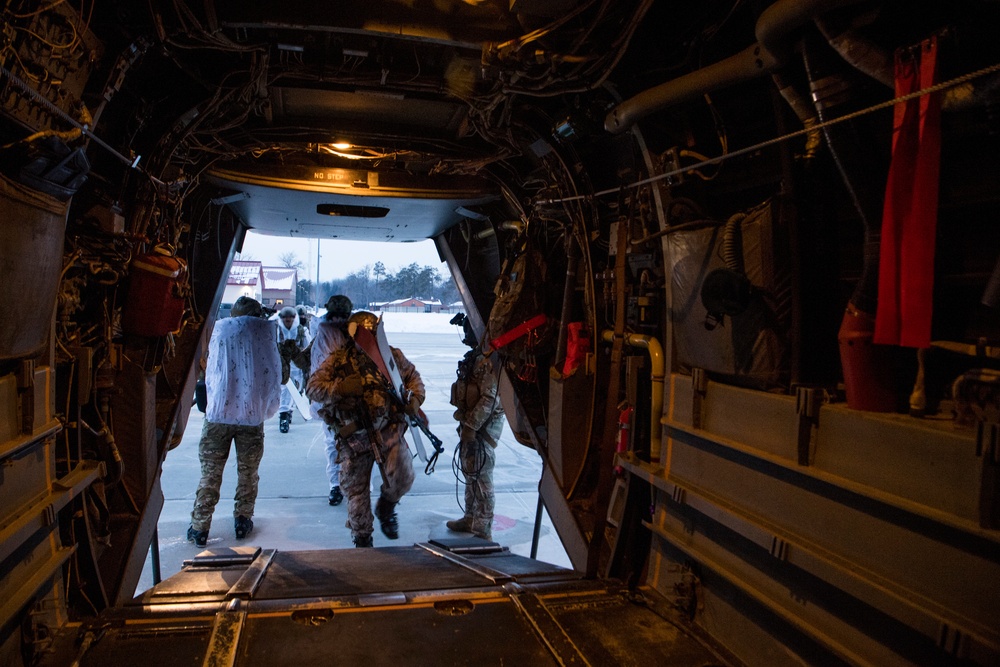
left=535, top=59, right=1000, bottom=206
left=450, top=354, right=503, bottom=517
left=451, top=436, right=490, bottom=517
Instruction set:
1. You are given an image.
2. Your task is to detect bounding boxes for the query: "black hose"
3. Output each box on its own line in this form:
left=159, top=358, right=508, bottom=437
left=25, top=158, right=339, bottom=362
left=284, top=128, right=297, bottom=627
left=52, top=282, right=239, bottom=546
left=801, top=35, right=886, bottom=314
left=723, top=213, right=747, bottom=273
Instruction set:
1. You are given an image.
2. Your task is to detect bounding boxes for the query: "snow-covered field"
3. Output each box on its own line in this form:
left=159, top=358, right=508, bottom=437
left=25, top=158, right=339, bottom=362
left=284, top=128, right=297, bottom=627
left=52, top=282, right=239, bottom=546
left=377, top=311, right=465, bottom=334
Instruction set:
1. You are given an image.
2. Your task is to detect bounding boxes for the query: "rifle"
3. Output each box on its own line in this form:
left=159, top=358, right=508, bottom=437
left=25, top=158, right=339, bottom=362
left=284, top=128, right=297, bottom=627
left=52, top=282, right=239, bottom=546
left=408, top=410, right=445, bottom=475
left=355, top=401, right=389, bottom=487
left=370, top=371, right=445, bottom=475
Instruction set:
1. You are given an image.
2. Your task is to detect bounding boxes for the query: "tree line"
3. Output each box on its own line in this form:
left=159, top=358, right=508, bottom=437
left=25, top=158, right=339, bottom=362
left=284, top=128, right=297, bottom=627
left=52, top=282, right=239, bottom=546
left=294, top=260, right=460, bottom=309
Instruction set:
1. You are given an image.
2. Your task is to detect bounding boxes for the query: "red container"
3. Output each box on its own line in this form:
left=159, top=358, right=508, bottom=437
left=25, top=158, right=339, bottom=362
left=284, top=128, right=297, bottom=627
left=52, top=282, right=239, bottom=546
left=837, top=304, right=896, bottom=412
left=122, top=252, right=187, bottom=336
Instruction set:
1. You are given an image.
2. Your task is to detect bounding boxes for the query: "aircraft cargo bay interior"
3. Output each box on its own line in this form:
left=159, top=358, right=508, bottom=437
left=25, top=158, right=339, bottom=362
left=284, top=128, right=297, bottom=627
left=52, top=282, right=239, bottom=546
left=0, top=1, right=998, bottom=665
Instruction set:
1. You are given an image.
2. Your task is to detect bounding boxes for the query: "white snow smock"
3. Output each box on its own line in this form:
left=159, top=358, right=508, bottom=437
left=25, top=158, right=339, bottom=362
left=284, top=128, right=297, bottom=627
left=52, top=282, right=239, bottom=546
left=205, top=315, right=282, bottom=425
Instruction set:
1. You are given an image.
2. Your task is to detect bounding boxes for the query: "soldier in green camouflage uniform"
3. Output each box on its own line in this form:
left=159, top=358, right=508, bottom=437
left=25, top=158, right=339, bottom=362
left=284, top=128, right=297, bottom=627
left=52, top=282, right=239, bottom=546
left=306, top=312, right=425, bottom=547
left=187, top=296, right=281, bottom=547
left=190, top=422, right=265, bottom=531
left=446, top=316, right=504, bottom=541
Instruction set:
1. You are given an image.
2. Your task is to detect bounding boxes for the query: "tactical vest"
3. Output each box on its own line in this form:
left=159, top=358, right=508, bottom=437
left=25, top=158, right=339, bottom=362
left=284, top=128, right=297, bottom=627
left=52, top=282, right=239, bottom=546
left=323, top=344, right=399, bottom=441
left=450, top=348, right=480, bottom=411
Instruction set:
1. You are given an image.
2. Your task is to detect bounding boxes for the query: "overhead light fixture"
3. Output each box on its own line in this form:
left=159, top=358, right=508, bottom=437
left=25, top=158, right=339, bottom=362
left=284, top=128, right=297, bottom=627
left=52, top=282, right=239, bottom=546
left=318, top=143, right=403, bottom=161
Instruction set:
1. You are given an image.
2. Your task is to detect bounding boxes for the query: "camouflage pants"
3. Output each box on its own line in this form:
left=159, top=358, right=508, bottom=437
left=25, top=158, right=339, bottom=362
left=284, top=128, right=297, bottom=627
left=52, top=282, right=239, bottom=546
left=459, top=436, right=496, bottom=537
left=338, top=422, right=414, bottom=539
left=190, top=421, right=265, bottom=532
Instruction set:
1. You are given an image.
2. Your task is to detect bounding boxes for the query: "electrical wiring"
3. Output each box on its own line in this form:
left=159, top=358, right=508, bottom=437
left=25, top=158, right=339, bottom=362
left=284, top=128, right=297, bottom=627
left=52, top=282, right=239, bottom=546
left=498, top=0, right=654, bottom=97
left=678, top=149, right=723, bottom=181
left=9, top=0, right=67, bottom=19
left=539, top=58, right=1000, bottom=206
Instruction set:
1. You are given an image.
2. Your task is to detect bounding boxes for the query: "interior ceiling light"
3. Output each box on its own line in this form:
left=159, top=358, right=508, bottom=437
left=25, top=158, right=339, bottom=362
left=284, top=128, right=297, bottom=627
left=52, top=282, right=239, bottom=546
left=317, top=143, right=418, bottom=161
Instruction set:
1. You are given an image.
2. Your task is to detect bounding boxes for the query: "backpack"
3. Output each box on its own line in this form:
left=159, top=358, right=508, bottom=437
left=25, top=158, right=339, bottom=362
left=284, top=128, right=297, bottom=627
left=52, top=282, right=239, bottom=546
left=485, top=245, right=551, bottom=380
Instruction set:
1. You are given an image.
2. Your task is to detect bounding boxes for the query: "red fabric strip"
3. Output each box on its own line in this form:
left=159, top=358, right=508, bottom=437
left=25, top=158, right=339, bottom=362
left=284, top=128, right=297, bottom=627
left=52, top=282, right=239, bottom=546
left=875, top=35, right=941, bottom=348
left=354, top=327, right=392, bottom=383
left=490, top=314, right=548, bottom=350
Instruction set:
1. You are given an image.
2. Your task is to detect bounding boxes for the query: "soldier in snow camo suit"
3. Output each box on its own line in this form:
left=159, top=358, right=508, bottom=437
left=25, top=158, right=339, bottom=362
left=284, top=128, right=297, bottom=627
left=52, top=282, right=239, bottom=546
left=187, top=296, right=281, bottom=547
left=306, top=311, right=425, bottom=547
left=446, top=315, right=504, bottom=541
left=276, top=305, right=311, bottom=433
left=309, top=294, right=353, bottom=507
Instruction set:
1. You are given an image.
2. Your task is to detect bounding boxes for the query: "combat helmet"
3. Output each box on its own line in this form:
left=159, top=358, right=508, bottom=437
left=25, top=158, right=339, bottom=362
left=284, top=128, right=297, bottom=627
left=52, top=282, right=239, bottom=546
left=325, top=294, right=353, bottom=319
left=347, top=310, right=379, bottom=337
left=231, top=296, right=263, bottom=318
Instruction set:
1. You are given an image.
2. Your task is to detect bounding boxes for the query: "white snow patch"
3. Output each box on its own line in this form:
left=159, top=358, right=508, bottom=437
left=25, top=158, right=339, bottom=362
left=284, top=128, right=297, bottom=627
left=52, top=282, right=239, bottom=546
left=377, top=311, right=465, bottom=334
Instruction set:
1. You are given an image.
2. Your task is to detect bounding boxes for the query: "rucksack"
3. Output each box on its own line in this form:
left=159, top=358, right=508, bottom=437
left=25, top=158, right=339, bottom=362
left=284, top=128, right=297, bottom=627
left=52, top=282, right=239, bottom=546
left=485, top=245, right=550, bottom=380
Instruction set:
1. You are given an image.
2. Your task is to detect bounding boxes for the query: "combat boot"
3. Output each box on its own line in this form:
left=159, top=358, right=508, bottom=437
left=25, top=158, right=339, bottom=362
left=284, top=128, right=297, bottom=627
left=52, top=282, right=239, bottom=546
left=353, top=533, right=374, bottom=548
left=234, top=515, right=254, bottom=539
left=186, top=525, right=208, bottom=547
left=472, top=519, right=493, bottom=542
left=279, top=411, right=291, bottom=433
left=375, top=497, right=399, bottom=539
left=446, top=516, right=472, bottom=533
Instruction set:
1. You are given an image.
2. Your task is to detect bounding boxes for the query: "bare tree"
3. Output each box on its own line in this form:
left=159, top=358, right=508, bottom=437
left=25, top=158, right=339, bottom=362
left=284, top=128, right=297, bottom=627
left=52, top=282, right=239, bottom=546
left=373, top=261, right=386, bottom=301
left=279, top=252, right=305, bottom=270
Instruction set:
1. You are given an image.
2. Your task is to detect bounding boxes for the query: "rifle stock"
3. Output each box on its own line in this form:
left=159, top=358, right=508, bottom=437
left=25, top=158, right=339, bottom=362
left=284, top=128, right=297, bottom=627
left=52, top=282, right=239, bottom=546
left=409, top=412, right=445, bottom=474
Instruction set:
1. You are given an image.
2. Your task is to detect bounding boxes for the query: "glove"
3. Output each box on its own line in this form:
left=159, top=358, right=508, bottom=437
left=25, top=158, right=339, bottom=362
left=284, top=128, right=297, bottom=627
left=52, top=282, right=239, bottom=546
left=338, top=375, right=364, bottom=397
left=279, top=338, right=299, bottom=359
left=406, top=394, right=422, bottom=417
left=459, top=424, right=477, bottom=445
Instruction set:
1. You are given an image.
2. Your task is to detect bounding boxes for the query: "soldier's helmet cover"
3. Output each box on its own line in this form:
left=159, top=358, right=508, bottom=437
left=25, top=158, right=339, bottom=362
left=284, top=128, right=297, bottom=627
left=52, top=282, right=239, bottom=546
left=231, top=296, right=263, bottom=318
left=348, top=311, right=379, bottom=337
left=325, top=294, right=353, bottom=319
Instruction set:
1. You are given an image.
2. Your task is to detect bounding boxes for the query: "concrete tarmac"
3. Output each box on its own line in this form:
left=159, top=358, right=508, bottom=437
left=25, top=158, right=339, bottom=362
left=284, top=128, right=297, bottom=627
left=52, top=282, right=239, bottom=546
left=135, top=332, right=571, bottom=596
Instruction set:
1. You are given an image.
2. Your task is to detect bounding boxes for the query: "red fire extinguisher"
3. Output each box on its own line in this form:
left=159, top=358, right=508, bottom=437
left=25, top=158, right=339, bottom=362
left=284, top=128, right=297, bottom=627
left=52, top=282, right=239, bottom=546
left=614, top=402, right=634, bottom=474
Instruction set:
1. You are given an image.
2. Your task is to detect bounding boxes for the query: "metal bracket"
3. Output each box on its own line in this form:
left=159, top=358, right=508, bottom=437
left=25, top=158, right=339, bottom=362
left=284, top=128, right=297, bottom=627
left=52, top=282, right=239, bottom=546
left=976, top=420, right=999, bottom=529
left=508, top=590, right=590, bottom=666
left=795, top=387, right=822, bottom=466
left=691, top=368, right=707, bottom=429
left=202, top=598, right=246, bottom=667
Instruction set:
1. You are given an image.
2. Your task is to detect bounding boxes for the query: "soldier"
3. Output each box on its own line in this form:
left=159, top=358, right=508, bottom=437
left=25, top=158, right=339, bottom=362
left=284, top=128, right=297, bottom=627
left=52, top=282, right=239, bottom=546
left=306, top=311, right=425, bottom=547
left=446, top=314, right=504, bottom=541
left=187, top=296, right=281, bottom=547
left=310, top=294, right=354, bottom=507
left=276, top=305, right=311, bottom=433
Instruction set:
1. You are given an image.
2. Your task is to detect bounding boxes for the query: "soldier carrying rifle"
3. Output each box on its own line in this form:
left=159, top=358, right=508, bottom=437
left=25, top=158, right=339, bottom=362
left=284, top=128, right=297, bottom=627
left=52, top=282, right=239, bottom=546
left=306, top=311, right=425, bottom=548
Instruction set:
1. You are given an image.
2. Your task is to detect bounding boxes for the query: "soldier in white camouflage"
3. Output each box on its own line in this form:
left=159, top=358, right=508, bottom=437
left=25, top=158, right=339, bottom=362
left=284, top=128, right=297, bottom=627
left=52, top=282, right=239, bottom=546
left=187, top=296, right=281, bottom=547
left=306, top=311, right=425, bottom=547
left=446, top=314, right=504, bottom=541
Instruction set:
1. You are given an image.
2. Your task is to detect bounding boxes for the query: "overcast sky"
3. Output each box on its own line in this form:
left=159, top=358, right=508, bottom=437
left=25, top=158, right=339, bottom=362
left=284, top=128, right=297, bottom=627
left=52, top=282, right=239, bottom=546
left=237, top=231, right=446, bottom=282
